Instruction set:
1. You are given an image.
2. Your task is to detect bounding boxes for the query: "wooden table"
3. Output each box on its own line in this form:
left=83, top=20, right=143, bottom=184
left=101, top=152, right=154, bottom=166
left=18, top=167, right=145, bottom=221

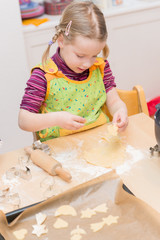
left=1, top=113, right=160, bottom=240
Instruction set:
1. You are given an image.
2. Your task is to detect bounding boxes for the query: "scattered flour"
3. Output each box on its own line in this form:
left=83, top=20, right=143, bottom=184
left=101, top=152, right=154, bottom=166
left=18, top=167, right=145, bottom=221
left=52, top=147, right=109, bottom=182
left=116, top=145, right=145, bottom=175
left=1, top=174, right=20, bottom=191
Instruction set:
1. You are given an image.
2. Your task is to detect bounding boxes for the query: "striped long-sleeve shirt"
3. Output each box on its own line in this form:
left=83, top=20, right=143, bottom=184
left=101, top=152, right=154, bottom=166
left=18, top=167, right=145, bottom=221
left=20, top=48, right=116, bottom=113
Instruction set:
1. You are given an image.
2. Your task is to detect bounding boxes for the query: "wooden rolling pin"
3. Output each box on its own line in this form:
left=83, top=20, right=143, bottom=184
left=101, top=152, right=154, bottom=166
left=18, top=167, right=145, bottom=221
left=24, top=147, right=72, bottom=182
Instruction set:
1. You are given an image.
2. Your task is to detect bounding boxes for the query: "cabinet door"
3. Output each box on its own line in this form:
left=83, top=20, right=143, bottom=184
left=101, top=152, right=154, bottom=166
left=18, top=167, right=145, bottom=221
left=24, top=28, right=58, bottom=69
left=106, top=7, right=160, bottom=100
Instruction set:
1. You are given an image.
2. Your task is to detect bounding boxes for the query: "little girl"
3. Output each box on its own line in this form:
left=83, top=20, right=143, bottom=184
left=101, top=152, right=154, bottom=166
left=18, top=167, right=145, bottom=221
left=19, top=1, right=128, bottom=142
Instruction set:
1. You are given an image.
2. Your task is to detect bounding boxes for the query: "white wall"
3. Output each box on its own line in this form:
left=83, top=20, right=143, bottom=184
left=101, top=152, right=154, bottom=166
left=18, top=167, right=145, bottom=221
left=0, top=0, right=32, bottom=154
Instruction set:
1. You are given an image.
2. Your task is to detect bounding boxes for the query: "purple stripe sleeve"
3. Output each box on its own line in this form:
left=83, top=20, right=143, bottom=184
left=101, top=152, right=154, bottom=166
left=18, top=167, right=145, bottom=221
left=20, top=68, right=47, bottom=113
left=103, top=60, right=116, bottom=93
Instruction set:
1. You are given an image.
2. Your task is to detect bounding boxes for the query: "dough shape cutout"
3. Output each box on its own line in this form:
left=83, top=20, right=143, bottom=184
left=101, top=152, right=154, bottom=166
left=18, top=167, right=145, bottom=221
left=80, top=208, right=96, bottom=218
left=102, top=215, right=119, bottom=225
left=53, top=218, right=68, bottom=229
left=32, top=224, right=48, bottom=237
left=71, top=225, right=86, bottom=236
left=70, top=234, right=82, bottom=240
left=90, top=215, right=119, bottom=232
left=13, top=229, right=28, bottom=240
left=102, top=124, right=120, bottom=143
left=107, top=124, right=118, bottom=137
left=93, top=203, right=108, bottom=213
left=36, top=212, right=47, bottom=225
left=90, top=221, right=105, bottom=232
left=55, top=205, right=77, bottom=217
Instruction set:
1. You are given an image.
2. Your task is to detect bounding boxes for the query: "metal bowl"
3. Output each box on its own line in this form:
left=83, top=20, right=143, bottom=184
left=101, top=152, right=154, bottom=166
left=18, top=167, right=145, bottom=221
left=154, top=103, right=160, bottom=148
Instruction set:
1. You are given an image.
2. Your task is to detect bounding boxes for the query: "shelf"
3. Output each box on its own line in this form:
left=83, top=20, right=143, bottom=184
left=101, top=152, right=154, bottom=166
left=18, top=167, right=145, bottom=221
left=22, top=0, right=160, bottom=33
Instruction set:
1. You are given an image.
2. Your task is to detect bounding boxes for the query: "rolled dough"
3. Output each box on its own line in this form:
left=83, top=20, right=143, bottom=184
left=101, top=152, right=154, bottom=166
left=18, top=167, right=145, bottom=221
left=83, top=139, right=126, bottom=168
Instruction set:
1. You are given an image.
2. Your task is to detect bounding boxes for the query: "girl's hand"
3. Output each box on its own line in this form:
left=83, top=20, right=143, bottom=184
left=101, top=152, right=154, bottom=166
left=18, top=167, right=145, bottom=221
left=112, top=108, right=128, bottom=131
left=106, top=88, right=128, bottom=132
left=18, top=109, right=86, bottom=132
left=55, top=111, right=86, bottom=130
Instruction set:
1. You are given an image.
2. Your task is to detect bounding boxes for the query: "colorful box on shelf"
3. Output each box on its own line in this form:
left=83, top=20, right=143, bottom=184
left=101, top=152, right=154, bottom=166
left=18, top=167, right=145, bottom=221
left=19, top=0, right=44, bottom=19
left=112, top=0, right=123, bottom=6
left=44, top=0, right=73, bottom=15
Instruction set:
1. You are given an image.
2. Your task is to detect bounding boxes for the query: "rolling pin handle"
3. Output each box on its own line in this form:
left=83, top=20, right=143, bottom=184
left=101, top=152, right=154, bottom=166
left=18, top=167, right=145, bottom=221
left=24, top=146, right=72, bottom=182
left=55, top=167, right=72, bottom=182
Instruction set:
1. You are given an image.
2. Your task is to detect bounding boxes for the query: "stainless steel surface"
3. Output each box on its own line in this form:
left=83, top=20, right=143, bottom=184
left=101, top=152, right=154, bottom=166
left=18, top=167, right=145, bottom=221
left=155, top=103, right=160, bottom=149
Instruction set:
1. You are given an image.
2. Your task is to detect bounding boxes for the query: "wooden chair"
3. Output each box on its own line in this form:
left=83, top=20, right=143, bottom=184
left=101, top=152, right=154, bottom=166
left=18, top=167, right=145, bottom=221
left=103, top=85, right=149, bottom=120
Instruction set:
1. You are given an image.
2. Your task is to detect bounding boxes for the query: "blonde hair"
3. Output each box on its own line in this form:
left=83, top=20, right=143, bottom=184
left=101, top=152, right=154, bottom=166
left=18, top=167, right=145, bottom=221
left=42, top=1, right=109, bottom=65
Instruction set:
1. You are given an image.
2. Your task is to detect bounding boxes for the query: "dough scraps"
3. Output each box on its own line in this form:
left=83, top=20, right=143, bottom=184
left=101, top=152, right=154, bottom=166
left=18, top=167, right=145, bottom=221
left=32, top=224, right=48, bottom=237
left=93, top=203, right=108, bottom=213
left=55, top=205, right=77, bottom=217
left=83, top=137, right=126, bottom=168
left=107, top=124, right=118, bottom=137
left=80, top=208, right=96, bottom=218
left=13, top=229, right=28, bottom=240
left=53, top=218, right=68, bottom=229
left=36, top=212, right=47, bottom=225
left=102, top=215, right=119, bottom=225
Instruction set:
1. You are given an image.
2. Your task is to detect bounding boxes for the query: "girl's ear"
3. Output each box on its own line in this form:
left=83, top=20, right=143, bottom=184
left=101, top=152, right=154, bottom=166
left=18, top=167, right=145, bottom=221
left=57, top=34, right=64, bottom=48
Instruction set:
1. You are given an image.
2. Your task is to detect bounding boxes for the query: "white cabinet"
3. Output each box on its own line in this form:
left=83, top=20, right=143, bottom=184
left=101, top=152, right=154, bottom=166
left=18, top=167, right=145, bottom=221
left=23, top=0, right=160, bottom=100
left=23, top=19, right=59, bottom=69
left=106, top=2, right=160, bottom=100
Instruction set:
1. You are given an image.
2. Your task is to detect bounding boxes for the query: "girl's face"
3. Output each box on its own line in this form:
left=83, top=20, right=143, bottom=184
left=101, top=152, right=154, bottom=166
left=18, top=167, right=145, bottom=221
left=58, top=35, right=106, bottom=73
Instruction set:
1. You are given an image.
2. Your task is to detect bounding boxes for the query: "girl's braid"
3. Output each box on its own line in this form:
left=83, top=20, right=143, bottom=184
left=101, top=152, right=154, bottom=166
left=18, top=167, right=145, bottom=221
left=42, top=28, right=63, bottom=66
left=52, top=29, right=63, bottom=43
